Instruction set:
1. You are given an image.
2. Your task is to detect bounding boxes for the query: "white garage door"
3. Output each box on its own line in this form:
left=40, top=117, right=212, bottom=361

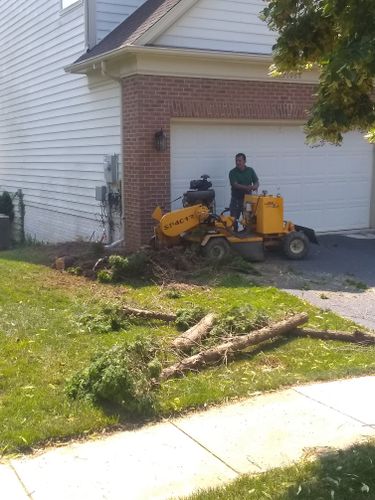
left=171, top=122, right=374, bottom=232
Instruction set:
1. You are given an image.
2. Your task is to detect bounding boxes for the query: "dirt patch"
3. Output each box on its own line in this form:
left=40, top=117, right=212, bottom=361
left=40, top=272, right=130, bottom=302
left=29, top=241, right=366, bottom=294
left=249, top=260, right=364, bottom=293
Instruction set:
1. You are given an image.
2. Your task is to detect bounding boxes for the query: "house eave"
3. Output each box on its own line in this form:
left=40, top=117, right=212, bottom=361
left=65, top=45, right=274, bottom=74
left=66, top=45, right=319, bottom=84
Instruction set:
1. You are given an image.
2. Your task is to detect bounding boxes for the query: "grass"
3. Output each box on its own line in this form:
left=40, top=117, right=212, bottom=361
left=183, top=441, right=375, bottom=499
left=345, top=278, right=368, bottom=291
left=0, top=247, right=375, bottom=454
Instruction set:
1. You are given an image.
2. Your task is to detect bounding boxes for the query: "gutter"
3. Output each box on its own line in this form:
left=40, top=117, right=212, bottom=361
left=64, top=45, right=273, bottom=74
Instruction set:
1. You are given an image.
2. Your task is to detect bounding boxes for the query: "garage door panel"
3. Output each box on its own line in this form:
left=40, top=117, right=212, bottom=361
left=255, top=155, right=316, bottom=178
left=171, top=123, right=373, bottom=232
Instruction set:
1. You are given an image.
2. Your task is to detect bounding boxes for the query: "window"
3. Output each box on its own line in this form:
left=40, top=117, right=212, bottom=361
left=62, top=0, right=79, bottom=9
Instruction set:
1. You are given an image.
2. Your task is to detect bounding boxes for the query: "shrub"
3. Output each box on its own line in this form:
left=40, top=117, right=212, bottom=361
left=96, top=253, right=149, bottom=283
left=97, top=270, right=113, bottom=283
left=67, top=266, right=83, bottom=276
left=66, top=336, right=162, bottom=416
left=0, top=191, right=14, bottom=221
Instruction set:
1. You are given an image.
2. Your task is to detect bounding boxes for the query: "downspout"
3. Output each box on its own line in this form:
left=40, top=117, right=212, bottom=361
left=100, top=61, right=125, bottom=245
left=84, top=0, right=97, bottom=50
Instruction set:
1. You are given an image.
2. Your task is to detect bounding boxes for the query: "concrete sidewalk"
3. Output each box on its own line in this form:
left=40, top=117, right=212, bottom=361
left=3, top=376, right=375, bottom=500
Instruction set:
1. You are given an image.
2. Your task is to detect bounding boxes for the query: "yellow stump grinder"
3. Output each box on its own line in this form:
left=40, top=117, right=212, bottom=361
left=152, top=175, right=318, bottom=262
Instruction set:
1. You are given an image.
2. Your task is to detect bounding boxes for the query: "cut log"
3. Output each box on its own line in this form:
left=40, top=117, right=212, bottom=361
left=172, top=313, right=217, bottom=352
left=121, top=306, right=176, bottom=322
left=160, top=312, right=308, bottom=380
left=290, top=328, right=375, bottom=345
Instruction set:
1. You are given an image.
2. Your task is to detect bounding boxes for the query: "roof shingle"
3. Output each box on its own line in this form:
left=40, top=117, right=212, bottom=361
left=74, top=0, right=182, bottom=64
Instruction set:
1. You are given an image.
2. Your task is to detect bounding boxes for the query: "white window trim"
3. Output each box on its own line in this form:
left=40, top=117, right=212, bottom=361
left=61, top=0, right=82, bottom=14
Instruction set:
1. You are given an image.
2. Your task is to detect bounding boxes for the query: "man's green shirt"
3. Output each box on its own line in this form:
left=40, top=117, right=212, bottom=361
left=229, top=166, right=259, bottom=199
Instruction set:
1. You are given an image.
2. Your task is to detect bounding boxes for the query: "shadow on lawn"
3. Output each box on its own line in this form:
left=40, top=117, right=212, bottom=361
left=2, top=236, right=374, bottom=295
left=0, top=242, right=104, bottom=267
left=186, top=442, right=375, bottom=499
left=236, top=335, right=295, bottom=361
left=277, top=441, right=375, bottom=499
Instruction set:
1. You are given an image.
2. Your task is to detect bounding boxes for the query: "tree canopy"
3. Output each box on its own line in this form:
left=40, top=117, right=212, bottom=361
left=262, top=0, right=375, bottom=144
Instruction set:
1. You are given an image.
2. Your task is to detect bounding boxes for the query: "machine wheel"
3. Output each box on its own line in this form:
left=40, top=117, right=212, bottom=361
left=202, top=238, right=231, bottom=261
left=282, top=231, right=309, bottom=260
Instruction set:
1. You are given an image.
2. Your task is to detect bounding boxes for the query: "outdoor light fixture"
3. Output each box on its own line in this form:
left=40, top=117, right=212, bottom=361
left=154, top=128, right=167, bottom=152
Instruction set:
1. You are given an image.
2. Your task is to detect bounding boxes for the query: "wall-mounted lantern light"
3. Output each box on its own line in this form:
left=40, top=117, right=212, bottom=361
left=154, top=128, right=167, bottom=152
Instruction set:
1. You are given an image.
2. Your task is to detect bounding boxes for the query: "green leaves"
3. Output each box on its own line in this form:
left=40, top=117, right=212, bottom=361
left=66, top=336, right=161, bottom=416
left=262, top=0, right=375, bottom=143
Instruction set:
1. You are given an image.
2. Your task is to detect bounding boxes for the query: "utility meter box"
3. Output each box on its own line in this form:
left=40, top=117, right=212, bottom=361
left=95, top=185, right=107, bottom=202
left=0, top=214, right=11, bottom=250
left=104, top=154, right=119, bottom=184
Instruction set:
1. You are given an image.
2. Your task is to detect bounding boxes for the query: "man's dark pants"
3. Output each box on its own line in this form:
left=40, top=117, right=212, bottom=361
left=229, top=197, right=244, bottom=219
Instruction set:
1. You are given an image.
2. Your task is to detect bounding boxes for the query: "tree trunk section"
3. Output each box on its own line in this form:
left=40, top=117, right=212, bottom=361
left=290, top=328, right=375, bottom=345
left=160, top=312, right=308, bottom=380
left=172, top=313, right=217, bottom=352
left=121, top=306, right=176, bottom=322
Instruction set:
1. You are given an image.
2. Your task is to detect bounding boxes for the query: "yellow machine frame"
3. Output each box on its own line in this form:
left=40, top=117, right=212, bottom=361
left=152, top=191, right=316, bottom=261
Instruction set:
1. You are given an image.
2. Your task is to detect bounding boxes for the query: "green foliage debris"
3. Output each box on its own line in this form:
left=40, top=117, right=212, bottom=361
left=210, top=306, right=270, bottom=339
left=66, top=336, right=162, bottom=416
left=78, top=306, right=131, bottom=334
left=175, top=306, right=206, bottom=331
left=97, top=253, right=149, bottom=283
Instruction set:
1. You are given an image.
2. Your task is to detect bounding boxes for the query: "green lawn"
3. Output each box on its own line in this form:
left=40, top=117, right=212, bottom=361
left=1, top=247, right=375, bottom=454
left=183, top=441, right=375, bottom=500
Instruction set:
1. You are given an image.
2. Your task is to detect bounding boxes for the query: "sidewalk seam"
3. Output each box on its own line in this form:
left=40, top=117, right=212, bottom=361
left=8, top=462, right=34, bottom=499
left=170, top=422, right=252, bottom=475
left=292, top=388, right=375, bottom=429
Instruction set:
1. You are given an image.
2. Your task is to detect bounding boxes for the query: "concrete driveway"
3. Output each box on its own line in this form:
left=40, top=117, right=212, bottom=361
left=253, top=231, right=375, bottom=330
left=284, top=232, right=375, bottom=287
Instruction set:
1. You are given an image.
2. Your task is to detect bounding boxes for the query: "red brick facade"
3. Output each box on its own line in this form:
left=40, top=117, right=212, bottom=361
left=122, top=75, right=315, bottom=250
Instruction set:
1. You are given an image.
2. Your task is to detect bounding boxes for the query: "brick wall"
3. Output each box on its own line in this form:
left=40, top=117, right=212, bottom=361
left=122, top=75, right=315, bottom=250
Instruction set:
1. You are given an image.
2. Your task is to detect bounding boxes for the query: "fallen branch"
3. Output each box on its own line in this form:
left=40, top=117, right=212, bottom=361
left=172, top=313, right=217, bottom=352
left=160, top=312, right=308, bottom=380
left=121, top=306, right=176, bottom=322
left=290, top=328, right=375, bottom=345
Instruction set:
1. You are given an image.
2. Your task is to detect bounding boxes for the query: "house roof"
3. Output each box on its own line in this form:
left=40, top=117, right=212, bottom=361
left=74, top=0, right=184, bottom=65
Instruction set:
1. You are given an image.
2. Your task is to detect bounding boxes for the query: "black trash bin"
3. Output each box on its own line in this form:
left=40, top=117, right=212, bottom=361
left=0, top=214, right=11, bottom=250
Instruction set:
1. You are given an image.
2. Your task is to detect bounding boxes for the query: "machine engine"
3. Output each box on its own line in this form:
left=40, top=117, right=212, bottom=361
left=182, top=175, right=215, bottom=209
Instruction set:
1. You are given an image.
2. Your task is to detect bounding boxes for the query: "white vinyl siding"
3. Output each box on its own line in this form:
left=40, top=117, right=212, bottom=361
left=171, top=123, right=374, bottom=232
left=0, top=0, right=121, bottom=242
left=154, top=0, right=276, bottom=54
left=96, top=0, right=144, bottom=42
